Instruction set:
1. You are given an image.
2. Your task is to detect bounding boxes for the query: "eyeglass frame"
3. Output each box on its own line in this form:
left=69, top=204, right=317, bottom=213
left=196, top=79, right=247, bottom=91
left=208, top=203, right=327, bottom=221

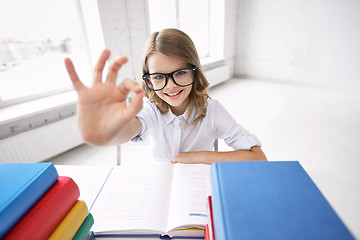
left=142, top=67, right=197, bottom=91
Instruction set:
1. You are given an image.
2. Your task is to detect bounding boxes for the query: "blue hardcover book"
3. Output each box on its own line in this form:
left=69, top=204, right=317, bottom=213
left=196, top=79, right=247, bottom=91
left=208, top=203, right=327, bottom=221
left=0, top=162, right=58, bottom=238
left=211, top=161, right=354, bottom=240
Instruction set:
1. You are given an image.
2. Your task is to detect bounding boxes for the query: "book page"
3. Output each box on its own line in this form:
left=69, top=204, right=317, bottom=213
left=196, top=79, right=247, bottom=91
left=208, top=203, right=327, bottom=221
left=90, top=161, right=174, bottom=235
left=166, top=163, right=211, bottom=234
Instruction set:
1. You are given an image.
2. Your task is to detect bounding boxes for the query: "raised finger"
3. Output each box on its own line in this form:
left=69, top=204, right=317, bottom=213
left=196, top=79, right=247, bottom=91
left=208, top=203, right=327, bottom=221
left=64, top=58, right=86, bottom=92
left=117, top=78, right=143, bottom=97
left=93, top=49, right=111, bottom=85
left=106, top=56, right=128, bottom=85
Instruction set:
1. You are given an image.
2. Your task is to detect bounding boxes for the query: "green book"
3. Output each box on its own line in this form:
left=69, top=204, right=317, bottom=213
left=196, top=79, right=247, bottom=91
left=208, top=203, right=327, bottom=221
left=73, top=213, right=94, bottom=240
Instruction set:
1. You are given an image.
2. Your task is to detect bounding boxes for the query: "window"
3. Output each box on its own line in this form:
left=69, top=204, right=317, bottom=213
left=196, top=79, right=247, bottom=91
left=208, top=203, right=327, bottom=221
left=148, top=0, right=210, bottom=58
left=0, top=0, right=91, bottom=108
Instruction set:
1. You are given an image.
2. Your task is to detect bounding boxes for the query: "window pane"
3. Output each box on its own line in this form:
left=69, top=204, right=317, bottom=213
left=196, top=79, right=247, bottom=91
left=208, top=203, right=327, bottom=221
left=147, top=0, right=209, bottom=58
left=0, top=0, right=90, bottom=105
left=148, top=0, right=177, bottom=32
left=178, top=0, right=209, bottom=57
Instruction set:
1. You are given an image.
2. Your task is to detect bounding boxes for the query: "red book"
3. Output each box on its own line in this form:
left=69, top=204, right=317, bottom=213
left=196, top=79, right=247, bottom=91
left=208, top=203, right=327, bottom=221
left=207, top=196, right=215, bottom=240
left=4, top=176, right=80, bottom=240
left=204, top=224, right=209, bottom=240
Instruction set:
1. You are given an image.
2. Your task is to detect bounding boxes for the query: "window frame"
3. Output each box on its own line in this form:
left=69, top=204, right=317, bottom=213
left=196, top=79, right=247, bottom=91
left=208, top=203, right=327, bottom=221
left=0, top=0, right=104, bottom=139
left=0, top=0, right=104, bottom=110
left=147, top=0, right=225, bottom=62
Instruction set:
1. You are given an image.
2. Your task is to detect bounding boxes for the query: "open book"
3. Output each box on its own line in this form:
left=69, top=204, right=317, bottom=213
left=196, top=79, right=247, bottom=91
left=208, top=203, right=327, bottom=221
left=89, top=161, right=211, bottom=239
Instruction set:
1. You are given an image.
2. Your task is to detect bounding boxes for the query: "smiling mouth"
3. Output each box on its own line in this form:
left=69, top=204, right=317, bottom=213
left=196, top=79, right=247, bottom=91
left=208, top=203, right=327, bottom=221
left=165, top=90, right=183, bottom=97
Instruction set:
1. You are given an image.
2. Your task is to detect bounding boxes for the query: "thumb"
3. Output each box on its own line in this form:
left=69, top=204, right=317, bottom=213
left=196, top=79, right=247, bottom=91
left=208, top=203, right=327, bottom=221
left=125, top=88, right=144, bottom=118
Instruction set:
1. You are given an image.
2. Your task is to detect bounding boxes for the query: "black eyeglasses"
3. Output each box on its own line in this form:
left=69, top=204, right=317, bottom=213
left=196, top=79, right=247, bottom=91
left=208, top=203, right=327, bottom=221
left=142, top=67, right=197, bottom=91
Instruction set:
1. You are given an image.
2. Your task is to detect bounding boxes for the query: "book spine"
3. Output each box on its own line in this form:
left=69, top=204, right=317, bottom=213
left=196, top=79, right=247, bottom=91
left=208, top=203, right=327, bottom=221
left=48, top=200, right=89, bottom=240
left=204, top=224, right=209, bottom=240
left=4, top=176, right=80, bottom=240
left=0, top=163, right=58, bottom=238
left=207, top=196, right=215, bottom=240
left=73, top=213, right=95, bottom=240
left=210, top=163, right=226, bottom=240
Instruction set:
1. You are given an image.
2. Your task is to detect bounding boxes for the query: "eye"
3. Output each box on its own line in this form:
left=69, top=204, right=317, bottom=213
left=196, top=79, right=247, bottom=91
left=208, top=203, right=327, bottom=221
left=151, top=74, right=165, bottom=80
left=175, top=70, right=188, bottom=77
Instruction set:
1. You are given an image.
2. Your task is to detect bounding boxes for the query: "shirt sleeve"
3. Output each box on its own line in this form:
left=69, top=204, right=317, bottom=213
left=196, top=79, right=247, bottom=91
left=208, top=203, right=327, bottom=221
left=131, top=99, right=154, bottom=143
left=212, top=100, right=262, bottom=150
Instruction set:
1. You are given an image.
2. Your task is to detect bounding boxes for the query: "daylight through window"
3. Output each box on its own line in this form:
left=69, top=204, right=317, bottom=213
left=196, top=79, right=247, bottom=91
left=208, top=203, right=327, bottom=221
left=147, top=0, right=210, bottom=58
left=0, top=0, right=90, bottom=107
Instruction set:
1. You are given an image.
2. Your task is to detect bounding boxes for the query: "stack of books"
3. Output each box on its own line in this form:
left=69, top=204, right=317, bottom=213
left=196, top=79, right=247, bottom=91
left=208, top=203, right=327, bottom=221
left=0, top=162, right=94, bottom=240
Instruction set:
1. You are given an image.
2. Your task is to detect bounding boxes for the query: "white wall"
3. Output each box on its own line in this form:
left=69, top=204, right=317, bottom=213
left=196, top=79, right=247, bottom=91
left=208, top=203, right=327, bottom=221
left=223, top=0, right=238, bottom=76
left=235, top=0, right=360, bottom=90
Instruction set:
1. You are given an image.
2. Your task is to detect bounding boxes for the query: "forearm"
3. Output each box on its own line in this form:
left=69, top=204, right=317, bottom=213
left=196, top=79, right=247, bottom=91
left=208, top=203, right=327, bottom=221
left=202, top=147, right=267, bottom=164
left=110, top=117, right=142, bottom=145
left=171, top=146, right=267, bottom=164
left=81, top=117, right=142, bottom=146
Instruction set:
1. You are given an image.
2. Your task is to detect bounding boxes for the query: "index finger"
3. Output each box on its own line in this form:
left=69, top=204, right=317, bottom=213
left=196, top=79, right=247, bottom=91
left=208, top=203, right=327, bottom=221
left=64, top=58, right=86, bottom=92
left=93, top=49, right=111, bottom=85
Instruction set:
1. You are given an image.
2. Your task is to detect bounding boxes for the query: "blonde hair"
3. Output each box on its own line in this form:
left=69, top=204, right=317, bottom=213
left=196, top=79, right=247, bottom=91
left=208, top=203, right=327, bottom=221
left=142, top=28, right=210, bottom=125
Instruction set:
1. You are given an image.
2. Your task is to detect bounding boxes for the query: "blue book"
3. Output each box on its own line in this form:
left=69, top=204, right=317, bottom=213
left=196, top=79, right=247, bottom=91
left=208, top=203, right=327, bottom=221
left=0, top=162, right=58, bottom=238
left=211, top=161, right=354, bottom=240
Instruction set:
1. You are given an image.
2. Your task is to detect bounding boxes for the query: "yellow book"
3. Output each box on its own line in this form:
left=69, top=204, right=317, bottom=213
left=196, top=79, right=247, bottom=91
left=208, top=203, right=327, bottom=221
left=48, top=200, right=88, bottom=240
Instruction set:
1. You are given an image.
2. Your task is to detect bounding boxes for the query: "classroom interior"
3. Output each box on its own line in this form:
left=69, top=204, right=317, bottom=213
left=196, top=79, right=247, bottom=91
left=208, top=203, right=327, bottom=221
left=1, top=0, right=359, bottom=238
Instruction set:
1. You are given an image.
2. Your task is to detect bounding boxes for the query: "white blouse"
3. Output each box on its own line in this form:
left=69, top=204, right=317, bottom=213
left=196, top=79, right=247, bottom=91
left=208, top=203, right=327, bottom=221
left=132, top=98, right=262, bottom=161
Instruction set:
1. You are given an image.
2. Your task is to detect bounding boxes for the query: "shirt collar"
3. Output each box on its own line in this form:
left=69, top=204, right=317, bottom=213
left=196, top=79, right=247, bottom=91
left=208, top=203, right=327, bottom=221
left=164, top=110, right=177, bottom=125
left=164, top=106, right=196, bottom=125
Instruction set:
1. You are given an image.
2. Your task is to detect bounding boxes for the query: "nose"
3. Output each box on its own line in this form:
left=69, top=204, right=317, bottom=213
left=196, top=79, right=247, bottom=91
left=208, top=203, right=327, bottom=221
left=164, top=75, right=177, bottom=89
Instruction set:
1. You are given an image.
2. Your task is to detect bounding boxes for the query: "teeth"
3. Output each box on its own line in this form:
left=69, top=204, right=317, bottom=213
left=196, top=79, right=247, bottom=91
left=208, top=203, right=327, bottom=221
left=167, top=91, right=180, bottom=96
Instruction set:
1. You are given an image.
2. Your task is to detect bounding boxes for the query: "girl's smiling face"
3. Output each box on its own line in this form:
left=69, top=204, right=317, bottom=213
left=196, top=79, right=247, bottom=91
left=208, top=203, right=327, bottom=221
left=147, top=52, right=193, bottom=116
